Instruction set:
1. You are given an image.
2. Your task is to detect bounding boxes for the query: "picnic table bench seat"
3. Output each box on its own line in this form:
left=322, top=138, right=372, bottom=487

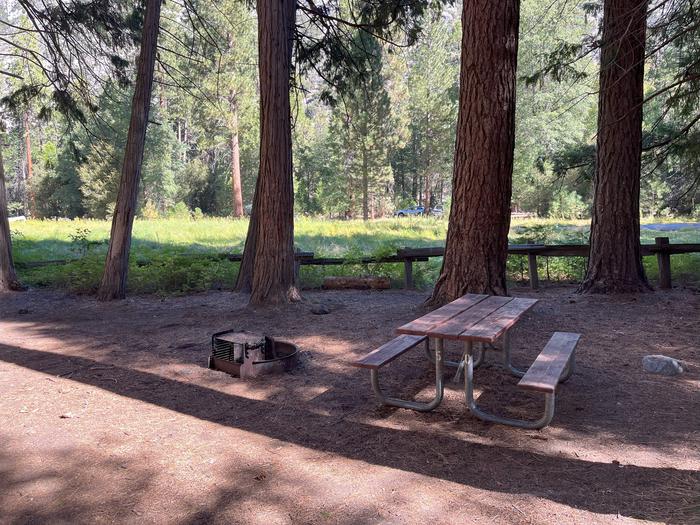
left=518, top=332, right=579, bottom=392
left=466, top=331, right=580, bottom=429
left=353, top=334, right=427, bottom=369
left=351, top=334, right=443, bottom=412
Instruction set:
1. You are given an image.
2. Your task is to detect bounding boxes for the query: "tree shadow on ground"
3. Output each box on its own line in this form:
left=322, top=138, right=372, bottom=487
left=3, top=288, right=697, bottom=451
left=1, top=342, right=698, bottom=524
left=0, top=435, right=156, bottom=523
left=0, top=432, right=410, bottom=525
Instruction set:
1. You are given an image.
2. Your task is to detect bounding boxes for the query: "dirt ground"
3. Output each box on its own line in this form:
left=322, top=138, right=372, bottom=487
left=1, top=284, right=699, bottom=524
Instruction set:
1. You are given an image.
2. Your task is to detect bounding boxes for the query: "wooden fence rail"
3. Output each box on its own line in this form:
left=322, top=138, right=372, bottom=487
left=396, top=237, right=700, bottom=290
left=15, top=237, right=699, bottom=290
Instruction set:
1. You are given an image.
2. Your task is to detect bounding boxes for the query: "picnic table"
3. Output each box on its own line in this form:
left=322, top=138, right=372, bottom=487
left=397, top=293, right=538, bottom=377
left=353, top=293, right=580, bottom=429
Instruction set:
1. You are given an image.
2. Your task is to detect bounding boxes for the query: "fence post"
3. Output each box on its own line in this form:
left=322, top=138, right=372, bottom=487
left=404, top=258, right=414, bottom=289
left=655, top=237, right=671, bottom=289
left=528, top=253, right=539, bottom=290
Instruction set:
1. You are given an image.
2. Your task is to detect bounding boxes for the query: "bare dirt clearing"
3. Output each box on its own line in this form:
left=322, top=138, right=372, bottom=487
left=1, top=286, right=699, bottom=524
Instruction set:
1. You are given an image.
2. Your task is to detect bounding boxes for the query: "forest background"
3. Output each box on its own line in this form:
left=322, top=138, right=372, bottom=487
left=2, top=0, right=698, bottom=223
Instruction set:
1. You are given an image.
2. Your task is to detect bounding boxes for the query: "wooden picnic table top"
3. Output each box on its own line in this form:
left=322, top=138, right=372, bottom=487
left=396, top=294, right=538, bottom=343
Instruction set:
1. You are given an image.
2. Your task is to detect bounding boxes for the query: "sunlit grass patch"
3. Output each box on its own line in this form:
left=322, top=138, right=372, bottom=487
left=10, top=216, right=699, bottom=294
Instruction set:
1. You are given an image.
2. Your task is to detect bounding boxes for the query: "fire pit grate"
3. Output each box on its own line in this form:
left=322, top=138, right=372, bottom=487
left=209, top=330, right=299, bottom=378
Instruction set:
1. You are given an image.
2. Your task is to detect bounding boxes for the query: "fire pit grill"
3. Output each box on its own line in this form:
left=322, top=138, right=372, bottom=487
left=209, top=330, right=299, bottom=378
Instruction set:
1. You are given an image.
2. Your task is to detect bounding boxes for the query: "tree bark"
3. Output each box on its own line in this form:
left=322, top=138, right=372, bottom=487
left=423, top=112, right=431, bottom=212
left=235, top=0, right=300, bottom=305
left=423, top=172, right=431, bottom=211
left=0, top=138, right=23, bottom=292
left=235, top=184, right=259, bottom=294
left=23, top=112, right=35, bottom=217
left=230, top=97, right=244, bottom=218
left=96, top=0, right=162, bottom=301
left=427, top=0, right=520, bottom=305
left=362, top=145, right=369, bottom=221
left=579, top=0, right=650, bottom=294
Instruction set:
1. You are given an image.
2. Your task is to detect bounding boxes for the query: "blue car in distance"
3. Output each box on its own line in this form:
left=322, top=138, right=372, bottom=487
left=394, top=206, right=425, bottom=217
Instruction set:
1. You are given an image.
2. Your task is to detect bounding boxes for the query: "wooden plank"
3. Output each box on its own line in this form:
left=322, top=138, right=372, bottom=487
left=351, top=335, right=426, bottom=369
left=425, top=296, right=512, bottom=340
left=293, top=260, right=301, bottom=285
left=404, top=258, right=414, bottom=289
left=465, top=298, right=539, bottom=343
left=395, top=294, right=489, bottom=335
left=530, top=245, right=589, bottom=257
left=322, top=276, right=390, bottom=290
left=656, top=237, right=672, bottom=289
left=397, top=247, right=444, bottom=258
left=528, top=254, right=539, bottom=289
left=300, top=255, right=421, bottom=266
left=507, top=244, right=546, bottom=254
left=644, top=243, right=700, bottom=254
left=518, top=332, right=580, bottom=393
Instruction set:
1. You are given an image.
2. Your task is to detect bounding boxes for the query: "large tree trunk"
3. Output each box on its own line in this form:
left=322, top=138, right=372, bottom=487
left=0, top=139, right=23, bottom=291
left=362, top=145, right=369, bottom=221
left=96, top=0, right=161, bottom=301
left=423, top=171, right=431, bottom=211
left=579, top=0, right=650, bottom=294
left=235, top=185, right=259, bottom=294
left=230, top=97, right=244, bottom=218
left=235, top=0, right=300, bottom=305
left=423, top=113, right=431, bottom=212
left=23, top=112, right=35, bottom=217
left=427, top=0, right=520, bottom=305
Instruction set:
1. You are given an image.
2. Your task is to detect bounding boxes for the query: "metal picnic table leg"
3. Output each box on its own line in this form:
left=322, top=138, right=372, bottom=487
left=425, top=339, right=483, bottom=372
left=463, top=341, right=556, bottom=429
left=370, top=338, right=445, bottom=412
left=503, top=331, right=527, bottom=378
left=452, top=341, right=484, bottom=383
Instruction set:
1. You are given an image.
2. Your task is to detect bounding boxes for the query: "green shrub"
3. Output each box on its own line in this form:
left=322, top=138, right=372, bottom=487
left=549, top=190, right=588, bottom=220
left=167, top=202, right=191, bottom=220
left=8, top=202, right=23, bottom=216
left=140, top=200, right=161, bottom=220
left=69, top=228, right=92, bottom=256
left=11, top=216, right=700, bottom=294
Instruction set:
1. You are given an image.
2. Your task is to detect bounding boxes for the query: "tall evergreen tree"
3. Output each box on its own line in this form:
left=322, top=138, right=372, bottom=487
left=398, top=15, right=458, bottom=209
left=235, top=0, right=299, bottom=304
left=97, top=0, right=162, bottom=300
left=428, top=0, right=520, bottom=303
left=331, top=33, right=394, bottom=220
left=579, top=0, right=650, bottom=293
left=176, top=0, right=259, bottom=218
left=239, top=0, right=451, bottom=304
left=0, top=130, right=22, bottom=292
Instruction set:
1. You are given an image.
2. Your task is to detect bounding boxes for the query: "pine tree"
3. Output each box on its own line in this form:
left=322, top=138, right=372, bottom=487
left=239, top=0, right=451, bottom=304
left=97, top=0, right=163, bottom=300
left=579, top=0, right=650, bottom=293
left=0, top=132, right=23, bottom=291
left=428, top=0, right=520, bottom=303
left=330, top=33, right=395, bottom=220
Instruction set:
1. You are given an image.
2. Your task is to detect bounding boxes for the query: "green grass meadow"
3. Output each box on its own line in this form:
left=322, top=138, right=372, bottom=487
left=8, top=217, right=700, bottom=295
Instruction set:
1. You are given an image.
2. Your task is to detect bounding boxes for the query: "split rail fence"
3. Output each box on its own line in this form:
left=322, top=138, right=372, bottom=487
left=394, top=237, right=699, bottom=290
left=17, top=236, right=699, bottom=290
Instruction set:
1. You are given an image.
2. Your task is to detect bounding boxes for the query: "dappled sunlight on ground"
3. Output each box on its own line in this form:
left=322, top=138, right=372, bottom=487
left=1, top=286, right=698, bottom=523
